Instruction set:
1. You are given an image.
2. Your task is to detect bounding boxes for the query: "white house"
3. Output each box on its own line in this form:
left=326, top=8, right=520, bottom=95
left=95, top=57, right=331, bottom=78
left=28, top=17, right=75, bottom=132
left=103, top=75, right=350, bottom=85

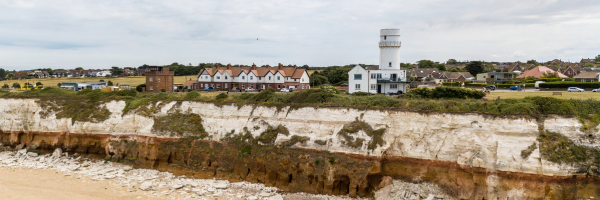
left=348, top=29, right=408, bottom=94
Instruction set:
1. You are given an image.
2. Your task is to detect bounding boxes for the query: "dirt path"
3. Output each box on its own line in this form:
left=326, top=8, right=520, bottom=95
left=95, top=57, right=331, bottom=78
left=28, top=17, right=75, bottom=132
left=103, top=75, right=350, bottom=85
left=0, top=167, right=161, bottom=200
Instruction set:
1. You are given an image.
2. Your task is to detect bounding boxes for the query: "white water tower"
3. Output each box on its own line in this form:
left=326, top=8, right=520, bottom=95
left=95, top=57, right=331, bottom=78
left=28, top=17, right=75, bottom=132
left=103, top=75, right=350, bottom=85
left=379, top=29, right=401, bottom=70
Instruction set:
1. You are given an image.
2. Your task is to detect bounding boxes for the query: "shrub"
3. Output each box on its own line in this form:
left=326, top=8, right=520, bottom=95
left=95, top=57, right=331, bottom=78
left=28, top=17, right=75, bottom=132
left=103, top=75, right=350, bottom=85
left=216, top=93, right=228, bottom=100
left=116, top=89, right=137, bottom=97
left=252, top=88, right=276, bottom=102
left=136, top=84, right=146, bottom=92
left=320, top=86, right=339, bottom=94
left=57, top=83, right=62, bottom=87
left=160, top=88, right=166, bottom=92
left=185, top=90, right=200, bottom=100
left=2, top=84, right=8, bottom=89
left=12, top=83, right=20, bottom=88
left=108, top=81, right=114, bottom=86
left=407, top=87, right=485, bottom=99
left=351, top=91, right=371, bottom=96
left=288, top=89, right=335, bottom=104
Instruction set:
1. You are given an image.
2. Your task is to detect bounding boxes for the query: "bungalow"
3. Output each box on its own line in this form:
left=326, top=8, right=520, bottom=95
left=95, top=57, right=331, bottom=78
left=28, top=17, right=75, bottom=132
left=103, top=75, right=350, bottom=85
left=516, top=66, right=568, bottom=79
left=55, top=70, right=68, bottom=77
left=409, top=68, right=439, bottom=81
left=476, top=72, right=517, bottom=84
left=573, top=72, right=599, bottom=83
left=443, top=72, right=474, bottom=82
left=581, top=58, right=595, bottom=65
left=60, top=81, right=108, bottom=91
left=502, top=62, right=525, bottom=72
left=13, top=72, right=29, bottom=79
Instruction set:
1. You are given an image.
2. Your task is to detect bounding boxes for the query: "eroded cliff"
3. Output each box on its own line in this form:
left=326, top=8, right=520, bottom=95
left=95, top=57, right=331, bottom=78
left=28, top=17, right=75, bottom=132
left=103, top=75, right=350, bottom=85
left=1, top=98, right=599, bottom=199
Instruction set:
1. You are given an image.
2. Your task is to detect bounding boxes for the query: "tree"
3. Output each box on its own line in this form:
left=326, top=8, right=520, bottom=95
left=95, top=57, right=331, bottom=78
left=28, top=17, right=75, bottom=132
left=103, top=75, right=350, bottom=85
left=465, top=61, right=485, bottom=75
left=526, top=60, right=537, bottom=64
left=310, top=74, right=330, bottom=86
left=57, top=83, right=62, bottom=87
left=595, top=55, right=600, bottom=63
left=0, top=68, right=6, bottom=80
left=446, top=59, right=458, bottom=65
left=107, top=81, right=114, bottom=86
left=136, top=84, right=146, bottom=92
left=2, top=84, right=9, bottom=88
left=400, top=63, right=413, bottom=69
left=417, top=60, right=435, bottom=68
left=436, top=63, right=446, bottom=71
left=12, top=83, right=20, bottom=88
left=584, top=63, right=594, bottom=67
left=74, top=67, right=84, bottom=70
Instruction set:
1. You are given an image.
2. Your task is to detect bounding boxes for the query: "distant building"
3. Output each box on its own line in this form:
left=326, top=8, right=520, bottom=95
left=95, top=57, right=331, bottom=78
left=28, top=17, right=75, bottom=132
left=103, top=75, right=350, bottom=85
left=348, top=29, right=408, bottom=94
left=573, top=72, right=599, bottom=83
left=516, top=66, right=568, bottom=79
left=60, top=81, right=108, bottom=91
left=145, top=66, right=175, bottom=92
left=476, top=72, right=517, bottom=84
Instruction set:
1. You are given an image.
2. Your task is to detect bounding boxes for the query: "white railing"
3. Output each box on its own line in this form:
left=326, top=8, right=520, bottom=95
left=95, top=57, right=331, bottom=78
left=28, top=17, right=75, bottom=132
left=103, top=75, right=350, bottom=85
left=379, top=41, right=401, bottom=47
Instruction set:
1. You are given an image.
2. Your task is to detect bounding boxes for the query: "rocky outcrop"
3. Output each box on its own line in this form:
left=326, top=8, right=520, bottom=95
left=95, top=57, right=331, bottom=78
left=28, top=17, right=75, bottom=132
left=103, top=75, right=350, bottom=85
left=1, top=98, right=600, bottom=199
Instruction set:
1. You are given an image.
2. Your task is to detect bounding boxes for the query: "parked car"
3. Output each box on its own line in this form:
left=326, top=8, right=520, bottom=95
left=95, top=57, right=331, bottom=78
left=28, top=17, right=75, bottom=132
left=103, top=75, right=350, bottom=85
left=593, top=88, right=600, bottom=92
left=245, top=88, right=255, bottom=92
left=567, top=87, right=584, bottom=92
left=280, top=88, right=290, bottom=93
left=485, top=85, right=496, bottom=91
left=509, top=86, right=518, bottom=91
left=204, top=87, right=214, bottom=91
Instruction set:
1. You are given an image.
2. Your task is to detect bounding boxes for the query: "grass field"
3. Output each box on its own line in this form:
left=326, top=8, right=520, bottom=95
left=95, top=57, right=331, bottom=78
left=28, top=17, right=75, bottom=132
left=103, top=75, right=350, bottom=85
left=0, top=76, right=194, bottom=88
left=486, top=91, right=600, bottom=100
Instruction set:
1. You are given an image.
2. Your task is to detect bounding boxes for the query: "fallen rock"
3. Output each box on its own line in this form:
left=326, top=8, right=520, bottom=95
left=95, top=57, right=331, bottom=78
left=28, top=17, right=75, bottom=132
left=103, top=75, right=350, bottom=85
left=214, top=183, right=228, bottom=189
left=27, top=152, right=38, bottom=157
left=268, top=194, right=283, bottom=200
left=424, top=194, right=434, bottom=200
left=171, top=184, right=184, bottom=190
left=15, top=144, right=25, bottom=150
left=52, top=148, right=62, bottom=158
left=17, top=149, right=27, bottom=155
left=247, top=196, right=258, bottom=200
left=259, top=192, right=272, bottom=197
left=140, top=181, right=153, bottom=191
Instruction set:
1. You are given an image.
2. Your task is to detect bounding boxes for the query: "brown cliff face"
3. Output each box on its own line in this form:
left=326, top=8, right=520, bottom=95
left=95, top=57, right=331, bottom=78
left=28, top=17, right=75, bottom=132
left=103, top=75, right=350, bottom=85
left=3, top=130, right=600, bottom=199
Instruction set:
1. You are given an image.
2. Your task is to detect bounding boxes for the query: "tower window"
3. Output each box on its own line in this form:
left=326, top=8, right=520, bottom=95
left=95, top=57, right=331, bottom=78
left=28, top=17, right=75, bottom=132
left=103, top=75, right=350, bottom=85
left=384, top=36, right=387, bottom=40
left=389, top=62, right=392, bottom=67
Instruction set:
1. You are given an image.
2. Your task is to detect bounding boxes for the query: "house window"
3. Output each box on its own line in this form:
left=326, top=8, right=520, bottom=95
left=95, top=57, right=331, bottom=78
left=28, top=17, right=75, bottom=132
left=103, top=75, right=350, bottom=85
left=158, top=77, right=161, bottom=82
left=250, top=76, right=253, bottom=80
left=277, top=76, right=280, bottom=80
left=384, top=36, right=386, bottom=40
left=242, top=76, right=245, bottom=80
left=242, top=84, right=245, bottom=89
left=294, top=79, right=297, bottom=81
left=149, top=77, right=153, bottom=82
left=149, top=86, right=153, bottom=90
left=268, top=84, right=271, bottom=88
left=355, top=84, right=361, bottom=90
left=354, top=74, right=362, bottom=80
left=370, top=84, right=376, bottom=90
left=225, top=76, right=228, bottom=79
left=217, top=84, right=220, bottom=88
left=201, top=84, right=203, bottom=87
left=391, top=84, right=398, bottom=89
left=389, top=62, right=392, bottom=67
left=225, top=83, right=228, bottom=88
left=277, top=85, right=280, bottom=89
left=268, top=76, right=271, bottom=80
left=259, top=77, right=262, bottom=80
left=301, top=78, right=304, bottom=82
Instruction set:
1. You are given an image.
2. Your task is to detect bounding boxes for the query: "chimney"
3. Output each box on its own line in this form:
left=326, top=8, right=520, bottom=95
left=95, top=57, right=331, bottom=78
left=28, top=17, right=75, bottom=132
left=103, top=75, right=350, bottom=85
left=293, top=64, right=297, bottom=69
left=227, top=63, right=232, bottom=69
left=278, top=63, right=283, bottom=70
left=251, top=63, right=257, bottom=70
left=215, top=63, right=220, bottom=68
left=266, top=65, right=270, bottom=68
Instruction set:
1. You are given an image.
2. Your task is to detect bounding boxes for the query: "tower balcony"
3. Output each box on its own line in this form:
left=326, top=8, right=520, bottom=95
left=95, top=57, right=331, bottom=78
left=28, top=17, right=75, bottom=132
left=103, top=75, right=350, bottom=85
left=379, top=41, right=401, bottom=47
left=377, top=77, right=405, bottom=83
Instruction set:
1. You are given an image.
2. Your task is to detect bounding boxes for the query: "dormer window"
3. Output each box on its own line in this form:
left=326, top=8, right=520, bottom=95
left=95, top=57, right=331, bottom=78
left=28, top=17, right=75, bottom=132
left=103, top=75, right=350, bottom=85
left=389, top=62, right=392, bottom=67
left=384, top=36, right=387, bottom=40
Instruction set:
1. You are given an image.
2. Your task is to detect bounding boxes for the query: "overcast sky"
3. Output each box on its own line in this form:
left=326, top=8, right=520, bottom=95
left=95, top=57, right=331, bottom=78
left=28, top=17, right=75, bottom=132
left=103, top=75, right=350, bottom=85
left=1, top=0, right=599, bottom=70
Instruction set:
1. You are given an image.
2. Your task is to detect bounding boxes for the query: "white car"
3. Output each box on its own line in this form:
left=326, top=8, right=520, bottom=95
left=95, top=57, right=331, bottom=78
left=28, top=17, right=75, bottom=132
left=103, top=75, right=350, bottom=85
left=593, top=88, right=599, bottom=92
left=245, top=88, right=255, bottom=92
left=280, top=88, right=290, bottom=93
left=567, top=87, right=584, bottom=92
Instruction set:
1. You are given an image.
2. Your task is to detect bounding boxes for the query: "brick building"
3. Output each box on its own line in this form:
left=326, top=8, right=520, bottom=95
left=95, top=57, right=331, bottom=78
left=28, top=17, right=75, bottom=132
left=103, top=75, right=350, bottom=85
left=193, top=63, right=310, bottom=92
left=145, top=66, right=175, bottom=92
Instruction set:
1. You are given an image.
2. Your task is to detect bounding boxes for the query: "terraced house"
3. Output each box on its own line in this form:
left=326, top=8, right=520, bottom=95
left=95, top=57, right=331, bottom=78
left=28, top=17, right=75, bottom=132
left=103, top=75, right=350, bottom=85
left=193, top=63, right=310, bottom=92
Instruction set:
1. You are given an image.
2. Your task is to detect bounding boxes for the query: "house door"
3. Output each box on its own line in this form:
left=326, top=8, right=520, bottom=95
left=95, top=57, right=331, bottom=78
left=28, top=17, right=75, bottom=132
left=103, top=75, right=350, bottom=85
left=391, top=74, right=397, bottom=81
left=377, top=84, right=382, bottom=94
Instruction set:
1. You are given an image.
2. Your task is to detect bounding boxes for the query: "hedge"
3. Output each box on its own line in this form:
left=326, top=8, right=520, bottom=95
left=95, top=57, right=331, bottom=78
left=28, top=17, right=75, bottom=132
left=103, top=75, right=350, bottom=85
left=407, top=87, right=485, bottom=99
left=538, top=82, right=600, bottom=88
